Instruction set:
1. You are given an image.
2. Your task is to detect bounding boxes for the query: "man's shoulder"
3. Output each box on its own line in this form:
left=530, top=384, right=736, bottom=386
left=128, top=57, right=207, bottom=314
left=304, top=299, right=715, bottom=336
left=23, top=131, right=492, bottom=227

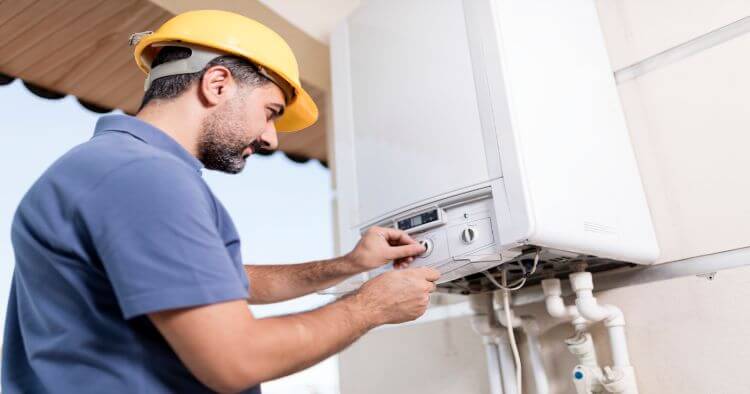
left=27, top=133, right=205, bottom=211
left=51, top=133, right=196, bottom=183
left=65, top=139, right=213, bottom=220
left=82, top=132, right=193, bottom=170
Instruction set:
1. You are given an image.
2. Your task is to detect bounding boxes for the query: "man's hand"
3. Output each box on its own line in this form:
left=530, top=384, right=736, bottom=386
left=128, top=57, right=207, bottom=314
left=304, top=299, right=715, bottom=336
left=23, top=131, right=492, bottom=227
left=347, top=226, right=426, bottom=272
left=353, top=267, right=441, bottom=325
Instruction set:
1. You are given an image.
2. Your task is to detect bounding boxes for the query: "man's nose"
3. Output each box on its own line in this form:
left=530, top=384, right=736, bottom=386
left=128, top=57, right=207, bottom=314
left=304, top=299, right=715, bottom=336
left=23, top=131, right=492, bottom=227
left=260, top=123, right=279, bottom=151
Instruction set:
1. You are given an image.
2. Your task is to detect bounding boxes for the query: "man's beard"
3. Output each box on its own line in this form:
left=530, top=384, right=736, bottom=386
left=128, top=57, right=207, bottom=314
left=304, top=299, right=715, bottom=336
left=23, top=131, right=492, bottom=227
left=197, top=98, right=254, bottom=174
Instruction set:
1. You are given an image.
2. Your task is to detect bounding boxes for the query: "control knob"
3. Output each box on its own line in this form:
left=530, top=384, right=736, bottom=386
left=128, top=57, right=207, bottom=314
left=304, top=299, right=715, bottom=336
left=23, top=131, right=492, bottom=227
left=460, top=227, right=477, bottom=244
left=418, top=238, right=434, bottom=257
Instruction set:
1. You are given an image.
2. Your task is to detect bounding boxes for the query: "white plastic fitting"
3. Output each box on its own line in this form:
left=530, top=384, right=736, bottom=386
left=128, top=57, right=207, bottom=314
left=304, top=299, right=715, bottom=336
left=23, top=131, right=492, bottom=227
left=569, top=273, right=625, bottom=327
left=470, top=314, right=496, bottom=338
left=569, top=272, right=638, bottom=394
left=571, top=364, right=605, bottom=394
left=493, top=291, right=523, bottom=328
left=565, top=331, right=600, bottom=369
left=602, top=366, right=638, bottom=394
left=541, top=278, right=589, bottom=332
left=569, top=272, right=631, bottom=368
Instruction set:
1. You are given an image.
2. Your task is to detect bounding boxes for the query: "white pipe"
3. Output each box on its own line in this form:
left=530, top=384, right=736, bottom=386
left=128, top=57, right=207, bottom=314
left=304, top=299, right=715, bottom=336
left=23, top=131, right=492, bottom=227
left=569, top=272, right=639, bottom=394
left=493, top=291, right=551, bottom=394
left=495, top=331, right=519, bottom=394
left=569, top=272, right=624, bottom=326
left=564, top=331, right=600, bottom=369
left=484, top=339, right=505, bottom=394
left=607, top=326, right=631, bottom=368
left=498, top=307, right=523, bottom=328
left=469, top=294, right=510, bottom=394
left=521, top=319, right=550, bottom=394
left=541, top=279, right=588, bottom=332
left=569, top=272, right=629, bottom=366
left=575, top=292, right=624, bottom=325
left=493, top=291, right=523, bottom=328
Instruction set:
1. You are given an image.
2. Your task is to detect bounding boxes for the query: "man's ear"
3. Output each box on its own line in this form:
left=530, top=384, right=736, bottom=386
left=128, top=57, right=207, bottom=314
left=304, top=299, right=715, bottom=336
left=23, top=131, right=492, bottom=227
left=199, top=65, right=234, bottom=107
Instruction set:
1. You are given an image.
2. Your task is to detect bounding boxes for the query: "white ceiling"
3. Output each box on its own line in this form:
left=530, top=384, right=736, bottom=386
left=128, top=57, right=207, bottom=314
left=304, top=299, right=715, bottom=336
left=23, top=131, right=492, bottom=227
left=259, top=0, right=361, bottom=43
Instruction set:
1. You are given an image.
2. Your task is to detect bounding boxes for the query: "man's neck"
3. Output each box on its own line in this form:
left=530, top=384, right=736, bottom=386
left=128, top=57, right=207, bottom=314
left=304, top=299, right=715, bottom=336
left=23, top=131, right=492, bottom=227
left=136, top=101, right=203, bottom=157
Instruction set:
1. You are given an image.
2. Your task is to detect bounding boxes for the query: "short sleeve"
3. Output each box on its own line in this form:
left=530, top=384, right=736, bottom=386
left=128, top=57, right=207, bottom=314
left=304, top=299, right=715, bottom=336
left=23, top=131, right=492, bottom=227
left=77, top=158, right=247, bottom=319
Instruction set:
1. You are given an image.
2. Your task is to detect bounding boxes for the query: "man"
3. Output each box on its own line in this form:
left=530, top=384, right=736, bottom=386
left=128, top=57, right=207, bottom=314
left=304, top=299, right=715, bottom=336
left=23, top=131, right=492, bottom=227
left=2, top=10, right=440, bottom=393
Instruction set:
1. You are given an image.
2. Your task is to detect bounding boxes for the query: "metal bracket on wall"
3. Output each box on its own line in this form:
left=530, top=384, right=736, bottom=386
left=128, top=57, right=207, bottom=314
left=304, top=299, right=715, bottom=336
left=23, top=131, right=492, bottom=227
left=696, top=272, right=717, bottom=281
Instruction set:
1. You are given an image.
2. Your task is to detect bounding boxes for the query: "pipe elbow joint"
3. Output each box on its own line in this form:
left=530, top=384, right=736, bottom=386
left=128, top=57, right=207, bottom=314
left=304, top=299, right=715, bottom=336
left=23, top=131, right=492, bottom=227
left=603, top=305, right=625, bottom=327
left=575, top=296, right=610, bottom=322
left=544, top=295, right=569, bottom=319
left=543, top=279, right=583, bottom=322
left=470, top=315, right=493, bottom=337
left=574, top=295, right=626, bottom=327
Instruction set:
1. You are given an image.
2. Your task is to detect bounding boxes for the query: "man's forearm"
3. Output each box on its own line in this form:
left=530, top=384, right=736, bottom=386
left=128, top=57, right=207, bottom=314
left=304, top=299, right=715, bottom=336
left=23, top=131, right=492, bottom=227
left=244, top=256, right=363, bottom=304
left=245, top=292, right=377, bottom=383
left=149, top=292, right=381, bottom=392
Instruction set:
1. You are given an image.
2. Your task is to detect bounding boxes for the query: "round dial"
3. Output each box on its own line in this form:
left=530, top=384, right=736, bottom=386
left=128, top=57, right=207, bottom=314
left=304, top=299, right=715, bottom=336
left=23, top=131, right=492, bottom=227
left=460, top=227, right=477, bottom=244
left=418, top=238, right=434, bottom=257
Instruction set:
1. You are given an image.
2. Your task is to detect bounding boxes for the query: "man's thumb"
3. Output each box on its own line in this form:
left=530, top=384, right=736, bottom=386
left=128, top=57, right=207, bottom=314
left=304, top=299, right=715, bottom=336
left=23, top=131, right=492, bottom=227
left=388, top=243, right=425, bottom=260
left=414, top=267, right=441, bottom=282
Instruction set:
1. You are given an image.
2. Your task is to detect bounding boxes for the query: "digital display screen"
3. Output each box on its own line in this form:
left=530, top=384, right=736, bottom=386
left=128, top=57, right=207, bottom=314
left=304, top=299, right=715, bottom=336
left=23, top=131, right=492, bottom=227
left=397, top=209, right=439, bottom=231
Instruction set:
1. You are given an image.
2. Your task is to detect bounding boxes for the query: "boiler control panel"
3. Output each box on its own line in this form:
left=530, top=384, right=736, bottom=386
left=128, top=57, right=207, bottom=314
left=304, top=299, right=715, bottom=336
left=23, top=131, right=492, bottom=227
left=368, top=194, right=509, bottom=284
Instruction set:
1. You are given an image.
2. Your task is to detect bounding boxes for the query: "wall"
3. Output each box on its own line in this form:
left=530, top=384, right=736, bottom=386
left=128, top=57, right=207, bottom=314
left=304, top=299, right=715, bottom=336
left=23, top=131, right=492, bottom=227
left=596, top=0, right=750, bottom=263
left=340, top=314, right=489, bottom=394
left=336, top=0, right=750, bottom=393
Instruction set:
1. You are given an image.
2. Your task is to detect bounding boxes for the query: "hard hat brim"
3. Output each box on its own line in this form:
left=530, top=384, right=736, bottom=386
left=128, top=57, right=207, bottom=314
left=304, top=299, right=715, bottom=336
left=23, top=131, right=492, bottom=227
left=276, top=86, right=318, bottom=132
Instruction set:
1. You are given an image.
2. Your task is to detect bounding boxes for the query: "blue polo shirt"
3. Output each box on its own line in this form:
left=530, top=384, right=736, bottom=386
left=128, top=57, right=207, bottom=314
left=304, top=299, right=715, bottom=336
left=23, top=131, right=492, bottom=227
left=3, top=115, right=260, bottom=393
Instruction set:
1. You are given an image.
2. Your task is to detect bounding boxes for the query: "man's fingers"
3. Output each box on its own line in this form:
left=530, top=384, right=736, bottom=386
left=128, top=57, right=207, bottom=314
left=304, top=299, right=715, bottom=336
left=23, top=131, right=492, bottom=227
left=394, top=256, right=415, bottom=266
left=387, top=243, right=426, bottom=260
left=396, top=255, right=418, bottom=267
left=377, top=227, right=418, bottom=246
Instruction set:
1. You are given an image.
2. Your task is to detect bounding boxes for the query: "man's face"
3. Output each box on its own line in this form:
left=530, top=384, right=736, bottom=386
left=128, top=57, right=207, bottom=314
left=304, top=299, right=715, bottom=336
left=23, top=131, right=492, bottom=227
left=197, top=82, right=285, bottom=174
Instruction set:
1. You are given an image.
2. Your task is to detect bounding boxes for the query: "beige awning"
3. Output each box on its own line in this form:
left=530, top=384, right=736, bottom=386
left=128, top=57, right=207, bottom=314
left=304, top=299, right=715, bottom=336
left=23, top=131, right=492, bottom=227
left=0, top=0, right=342, bottom=165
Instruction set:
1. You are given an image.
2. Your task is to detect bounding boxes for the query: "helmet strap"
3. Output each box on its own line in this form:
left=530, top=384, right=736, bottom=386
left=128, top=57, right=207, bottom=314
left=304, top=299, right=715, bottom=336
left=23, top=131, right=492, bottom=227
left=144, top=42, right=296, bottom=104
left=144, top=43, right=223, bottom=91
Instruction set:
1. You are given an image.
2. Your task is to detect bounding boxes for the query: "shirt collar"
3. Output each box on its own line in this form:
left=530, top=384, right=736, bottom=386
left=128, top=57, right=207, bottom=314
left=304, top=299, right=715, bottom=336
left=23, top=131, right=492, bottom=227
left=93, top=114, right=204, bottom=172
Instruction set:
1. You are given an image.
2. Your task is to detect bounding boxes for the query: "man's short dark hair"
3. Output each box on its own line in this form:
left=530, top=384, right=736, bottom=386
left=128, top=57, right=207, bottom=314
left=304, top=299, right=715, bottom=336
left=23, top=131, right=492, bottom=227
left=138, top=46, right=271, bottom=110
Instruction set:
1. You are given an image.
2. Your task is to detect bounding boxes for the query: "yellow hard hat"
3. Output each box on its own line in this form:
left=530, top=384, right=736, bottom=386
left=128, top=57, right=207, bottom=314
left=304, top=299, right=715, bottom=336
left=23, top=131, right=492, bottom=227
left=131, top=9, right=318, bottom=132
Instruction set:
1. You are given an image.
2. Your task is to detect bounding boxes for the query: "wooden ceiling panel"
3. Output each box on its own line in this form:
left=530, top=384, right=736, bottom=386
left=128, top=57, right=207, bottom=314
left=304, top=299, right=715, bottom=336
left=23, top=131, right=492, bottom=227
left=0, top=1, right=38, bottom=27
left=0, top=0, right=329, bottom=163
left=0, top=0, right=67, bottom=49
left=4, top=1, right=139, bottom=78
left=0, top=0, right=100, bottom=62
left=0, top=2, right=114, bottom=74
left=32, top=3, right=156, bottom=84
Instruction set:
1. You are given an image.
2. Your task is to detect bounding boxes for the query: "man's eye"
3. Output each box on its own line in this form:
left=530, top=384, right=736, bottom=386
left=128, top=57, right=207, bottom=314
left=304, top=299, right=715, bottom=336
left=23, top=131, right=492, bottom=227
left=266, top=108, right=278, bottom=121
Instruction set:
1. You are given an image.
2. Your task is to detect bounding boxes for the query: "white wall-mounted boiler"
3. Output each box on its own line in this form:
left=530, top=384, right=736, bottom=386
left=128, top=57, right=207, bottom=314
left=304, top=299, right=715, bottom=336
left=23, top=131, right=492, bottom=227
left=329, top=0, right=659, bottom=291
